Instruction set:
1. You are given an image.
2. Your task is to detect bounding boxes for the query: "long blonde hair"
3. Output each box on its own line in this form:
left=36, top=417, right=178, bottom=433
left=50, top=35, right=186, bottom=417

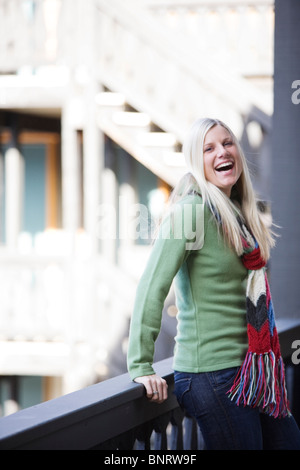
left=170, top=118, right=275, bottom=261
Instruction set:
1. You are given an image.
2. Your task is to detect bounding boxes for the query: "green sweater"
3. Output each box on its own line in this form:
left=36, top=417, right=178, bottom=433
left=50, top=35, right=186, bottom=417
left=127, top=193, right=248, bottom=380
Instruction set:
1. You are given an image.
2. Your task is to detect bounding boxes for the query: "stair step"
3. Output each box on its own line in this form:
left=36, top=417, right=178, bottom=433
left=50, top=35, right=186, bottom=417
left=95, top=91, right=126, bottom=107
left=136, top=131, right=177, bottom=147
left=112, top=111, right=151, bottom=128
left=96, top=89, right=186, bottom=185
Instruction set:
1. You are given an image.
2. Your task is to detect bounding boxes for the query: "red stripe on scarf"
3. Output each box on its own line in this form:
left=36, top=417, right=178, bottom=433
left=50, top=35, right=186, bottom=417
left=241, top=245, right=266, bottom=271
left=247, top=321, right=271, bottom=354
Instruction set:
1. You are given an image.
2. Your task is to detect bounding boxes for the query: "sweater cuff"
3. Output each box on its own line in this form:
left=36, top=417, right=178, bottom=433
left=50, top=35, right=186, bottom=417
left=128, top=365, right=155, bottom=382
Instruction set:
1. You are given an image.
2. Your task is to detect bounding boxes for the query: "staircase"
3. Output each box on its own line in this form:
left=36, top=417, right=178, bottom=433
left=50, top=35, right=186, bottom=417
left=0, top=0, right=274, bottom=189
left=94, top=0, right=273, bottom=187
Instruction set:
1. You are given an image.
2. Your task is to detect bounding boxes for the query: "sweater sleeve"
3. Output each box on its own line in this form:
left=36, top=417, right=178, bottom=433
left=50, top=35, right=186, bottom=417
left=127, top=194, right=204, bottom=380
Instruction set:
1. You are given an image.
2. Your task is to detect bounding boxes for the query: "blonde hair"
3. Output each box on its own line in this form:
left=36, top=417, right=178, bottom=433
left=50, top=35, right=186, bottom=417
left=170, top=118, right=275, bottom=261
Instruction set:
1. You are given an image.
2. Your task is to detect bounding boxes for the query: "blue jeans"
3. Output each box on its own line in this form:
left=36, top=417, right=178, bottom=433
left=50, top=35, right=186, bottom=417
left=173, top=367, right=300, bottom=450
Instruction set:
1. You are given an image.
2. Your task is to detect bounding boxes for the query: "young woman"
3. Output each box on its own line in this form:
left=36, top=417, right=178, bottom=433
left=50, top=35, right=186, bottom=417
left=127, top=118, right=300, bottom=450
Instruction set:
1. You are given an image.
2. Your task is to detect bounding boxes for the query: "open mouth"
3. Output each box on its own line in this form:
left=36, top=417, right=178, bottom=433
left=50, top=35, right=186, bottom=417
left=215, top=161, right=234, bottom=172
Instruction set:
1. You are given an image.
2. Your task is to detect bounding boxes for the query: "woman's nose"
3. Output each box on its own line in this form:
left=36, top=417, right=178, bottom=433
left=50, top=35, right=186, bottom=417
left=216, top=144, right=227, bottom=157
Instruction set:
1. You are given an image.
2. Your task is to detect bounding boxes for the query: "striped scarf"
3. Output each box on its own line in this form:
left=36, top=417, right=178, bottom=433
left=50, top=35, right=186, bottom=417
left=227, top=222, right=290, bottom=418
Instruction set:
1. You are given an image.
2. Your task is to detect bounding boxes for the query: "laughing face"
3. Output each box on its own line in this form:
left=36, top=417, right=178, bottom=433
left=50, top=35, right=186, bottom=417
left=203, top=124, right=242, bottom=197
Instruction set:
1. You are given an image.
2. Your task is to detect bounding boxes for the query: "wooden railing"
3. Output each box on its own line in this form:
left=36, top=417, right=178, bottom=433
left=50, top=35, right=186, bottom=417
left=0, top=357, right=204, bottom=450
left=0, top=319, right=299, bottom=450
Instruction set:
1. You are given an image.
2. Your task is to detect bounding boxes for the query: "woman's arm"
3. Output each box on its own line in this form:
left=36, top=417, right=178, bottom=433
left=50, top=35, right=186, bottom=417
left=127, top=194, right=204, bottom=386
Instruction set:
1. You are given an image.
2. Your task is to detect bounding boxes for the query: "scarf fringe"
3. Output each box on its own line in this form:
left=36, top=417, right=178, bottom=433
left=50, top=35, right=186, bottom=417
left=228, top=351, right=291, bottom=418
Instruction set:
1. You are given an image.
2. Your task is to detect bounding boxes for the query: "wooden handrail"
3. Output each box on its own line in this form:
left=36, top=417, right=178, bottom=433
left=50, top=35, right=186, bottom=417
left=0, top=357, right=180, bottom=450
left=0, top=319, right=299, bottom=450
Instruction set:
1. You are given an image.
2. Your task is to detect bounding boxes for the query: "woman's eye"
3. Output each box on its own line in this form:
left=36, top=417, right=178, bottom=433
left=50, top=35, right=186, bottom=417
left=224, top=141, right=233, bottom=146
left=204, top=147, right=212, bottom=152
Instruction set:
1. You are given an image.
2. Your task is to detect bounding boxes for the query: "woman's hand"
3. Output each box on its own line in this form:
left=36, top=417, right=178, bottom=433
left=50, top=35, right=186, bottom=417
left=134, top=374, right=168, bottom=404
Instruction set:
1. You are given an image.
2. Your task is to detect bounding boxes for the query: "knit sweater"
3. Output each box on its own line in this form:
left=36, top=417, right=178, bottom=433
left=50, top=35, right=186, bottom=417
left=127, top=193, right=249, bottom=381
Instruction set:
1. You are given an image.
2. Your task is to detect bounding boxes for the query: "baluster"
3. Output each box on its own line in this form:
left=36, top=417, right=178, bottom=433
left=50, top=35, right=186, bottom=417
left=183, top=415, right=195, bottom=450
left=152, top=413, right=171, bottom=450
left=115, top=429, right=136, bottom=450
left=169, top=407, right=184, bottom=450
left=197, top=424, right=206, bottom=451
left=134, top=421, right=153, bottom=450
